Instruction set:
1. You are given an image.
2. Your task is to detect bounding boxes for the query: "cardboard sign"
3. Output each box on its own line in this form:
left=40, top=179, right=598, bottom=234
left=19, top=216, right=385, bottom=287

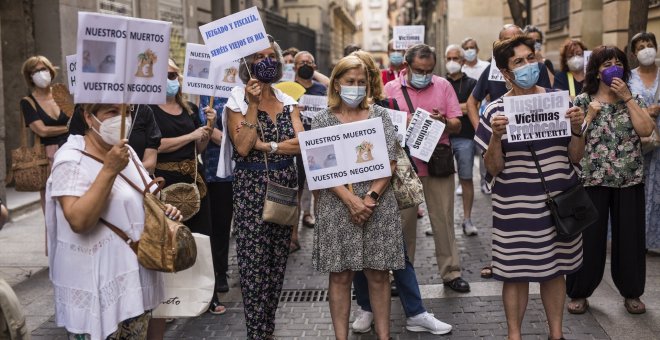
left=65, top=54, right=77, bottom=93
left=182, top=43, right=243, bottom=98
left=503, top=91, right=571, bottom=143
left=199, top=6, right=270, bottom=66
left=299, top=94, right=328, bottom=119
left=384, top=108, right=407, bottom=147
left=393, top=25, right=425, bottom=50
left=488, top=55, right=505, bottom=82
left=298, top=117, right=392, bottom=190
left=75, top=12, right=171, bottom=104
left=405, top=108, right=445, bottom=162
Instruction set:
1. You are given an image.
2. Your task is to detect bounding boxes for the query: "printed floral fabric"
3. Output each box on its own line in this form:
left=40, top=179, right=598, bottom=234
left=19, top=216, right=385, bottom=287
left=573, top=93, right=647, bottom=188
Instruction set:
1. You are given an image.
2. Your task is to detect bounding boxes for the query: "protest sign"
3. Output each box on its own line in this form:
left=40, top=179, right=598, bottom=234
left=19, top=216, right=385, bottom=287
left=405, top=108, right=445, bottom=162
left=281, top=65, right=296, bottom=82
left=75, top=12, right=171, bottom=104
left=298, top=117, right=392, bottom=190
left=503, top=90, right=571, bottom=143
left=182, top=43, right=243, bottom=98
left=393, top=26, right=425, bottom=50
left=199, top=6, right=270, bottom=66
left=299, top=94, right=328, bottom=119
left=583, top=50, right=592, bottom=74
left=488, top=55, right=505, bottom=82
left=66, top=54, right=77, bottom=93
left=384, top=108, right=407, bottom=147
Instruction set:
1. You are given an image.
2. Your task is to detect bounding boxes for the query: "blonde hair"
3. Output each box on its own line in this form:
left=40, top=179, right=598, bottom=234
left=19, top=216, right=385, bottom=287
left=21, top=56, right=58, bottom=89
left=168, top=58, right=192, bottom=114
left=328, top=56, right=370, bottom=110
left=350, top=50, right=384, bottom=101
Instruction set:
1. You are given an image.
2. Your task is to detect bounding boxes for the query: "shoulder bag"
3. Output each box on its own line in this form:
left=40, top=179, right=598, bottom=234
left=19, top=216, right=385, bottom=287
left=159, top=151, right=201, bottom=222
left=8, top=97, right=50, bottom=191
left=400, top=86, right=455, bottom=177
left=528, top=144, right=598, bottom=240
left=82, top=151, right=197, bottom=273
left=258, top=121, right=299, bottom=226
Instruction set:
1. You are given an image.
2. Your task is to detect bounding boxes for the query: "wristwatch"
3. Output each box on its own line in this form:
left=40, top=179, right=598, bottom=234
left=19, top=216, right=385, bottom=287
left=269, top=141, right=278, bottom=154
left=366, top=190, right=380, bottom=201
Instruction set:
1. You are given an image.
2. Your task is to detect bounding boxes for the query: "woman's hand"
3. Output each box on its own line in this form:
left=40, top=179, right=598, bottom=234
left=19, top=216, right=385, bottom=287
left=610, top=78, right=633, bottom=101
left=490, top=115, right=508, bottom=139
left=190, top=126, right=210, bottom=142
left=163, top=204, right=183, bottom=222
left=565, top=106, right=585, bottom=132
left=103, top=139, right=129, bottom=175
left=203, top=106, right=217, bottom=124
left=245, top=78, right=262, bottom=104
left=345, top=194, right=375, bottom=226
left=586, top=101, right=602, bottom=121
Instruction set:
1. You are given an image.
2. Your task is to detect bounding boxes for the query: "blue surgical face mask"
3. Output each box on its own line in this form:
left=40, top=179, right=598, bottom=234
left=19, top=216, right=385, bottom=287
left=410, top=72, right=432, bottom=89
left=389, top=52, right=404, bottom=66
left=340, top=85, right=367, bottom=108
left=464, top=48, right=477, bottom=62
left=510, top=62, right=540, bottom=89
left=166, top=79, right=180, bottom=97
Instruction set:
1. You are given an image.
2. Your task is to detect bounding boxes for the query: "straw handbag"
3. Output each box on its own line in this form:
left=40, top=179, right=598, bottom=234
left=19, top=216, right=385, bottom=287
left=8, top=97, right=49, bottom=191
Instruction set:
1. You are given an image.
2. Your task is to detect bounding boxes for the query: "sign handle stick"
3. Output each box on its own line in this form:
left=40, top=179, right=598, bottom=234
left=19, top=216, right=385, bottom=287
left=242, top=57, right=253, bottom=79
left=206, top=96, right=215, bottom=128
left=120, top=103, right=127, bottom=141
left=347, top=183, right=354, bottom=194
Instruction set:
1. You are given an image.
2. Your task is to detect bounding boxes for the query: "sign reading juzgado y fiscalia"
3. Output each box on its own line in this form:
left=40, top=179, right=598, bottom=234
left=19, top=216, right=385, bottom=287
left=405, top=108, right=445, bottom=162
left=198, top=6, right=270, bottom=66
left=75, top=12, right=171, bottom=104
left=298, top=118, right=392, bottom=190
left=393, top=25, right=425, bottom=50
left=182, top=43, right=243, bottom=98
left=66, top=54, right=77, bottom=93
left=503, top=90, right=571, bottom=143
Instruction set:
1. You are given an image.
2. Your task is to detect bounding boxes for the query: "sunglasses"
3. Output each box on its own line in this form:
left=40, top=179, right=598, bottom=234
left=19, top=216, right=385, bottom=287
left=167, top=72, right=179, bottom=80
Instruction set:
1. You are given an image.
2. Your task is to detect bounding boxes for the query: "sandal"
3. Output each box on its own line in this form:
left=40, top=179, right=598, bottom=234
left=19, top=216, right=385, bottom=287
left=208, top=295, right=226, bottom=315
left=624, top=298, right=646, bottom=314
left=302, top=215, right=315, bottom=228
left=289, top=239, right=301, bottom=254
left=567, top=298, right=588, bottom=314
left=480, top=266, right=493, bottom=279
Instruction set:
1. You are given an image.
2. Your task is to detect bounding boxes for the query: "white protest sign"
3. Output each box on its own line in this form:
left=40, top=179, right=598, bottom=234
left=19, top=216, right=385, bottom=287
left=182, top=43, right=243, bottom=98
left=405, top=108, right=445, bottom=162
left=503, top=90, right=571, bottom=143
left=75, top=12, right=171, bottom=104
left=199, top=6, right=270, bottom=66
left=298, top=117, right=392, bottom=190
left=65, top=54, right=77, bottom=93
left=299, top=94, right=328, bottom=119
left=393, top=25, right=425, bottom=50
left=385, top=108, right=407, bottom=147
left=488, top=55, right=505, bottom=82
left=281, top=64, right=296, bottom=82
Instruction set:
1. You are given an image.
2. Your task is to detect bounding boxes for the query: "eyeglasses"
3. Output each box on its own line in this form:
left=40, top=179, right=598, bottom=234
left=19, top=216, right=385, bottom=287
left=31, top=67, right=48, bottom=76
left=167, top=72, right=179, bottom=80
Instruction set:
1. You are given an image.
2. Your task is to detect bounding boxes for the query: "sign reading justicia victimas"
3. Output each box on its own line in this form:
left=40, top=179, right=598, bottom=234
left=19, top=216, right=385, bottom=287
left=503, top=91, right=571, bottom=143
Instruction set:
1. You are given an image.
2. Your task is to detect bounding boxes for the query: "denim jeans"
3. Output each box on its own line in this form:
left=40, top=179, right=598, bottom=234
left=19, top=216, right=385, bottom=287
left=352, top=245, right=425, bottom=318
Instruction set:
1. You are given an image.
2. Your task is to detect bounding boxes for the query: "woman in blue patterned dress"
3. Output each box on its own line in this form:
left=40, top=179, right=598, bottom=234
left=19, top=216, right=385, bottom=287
left=566, top=46, right=656, bottom=315
left=627, top=32, right=660, bottom=253
left=223, top=35, right=303, bottom=339
left=475, top=35, right=586, bottom=340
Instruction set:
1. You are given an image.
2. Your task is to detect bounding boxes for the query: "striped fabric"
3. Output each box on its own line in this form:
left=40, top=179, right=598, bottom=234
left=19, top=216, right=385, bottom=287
left=474, top=96, right=583, bottom=282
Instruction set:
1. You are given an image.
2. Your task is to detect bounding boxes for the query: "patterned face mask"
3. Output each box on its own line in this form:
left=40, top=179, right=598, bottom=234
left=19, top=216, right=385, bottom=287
left=252, top=58, right=281, bottom=83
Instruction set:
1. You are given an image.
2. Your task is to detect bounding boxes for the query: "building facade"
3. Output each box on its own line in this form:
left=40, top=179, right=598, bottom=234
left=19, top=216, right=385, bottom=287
left=355, top=0, right=389, bottom=66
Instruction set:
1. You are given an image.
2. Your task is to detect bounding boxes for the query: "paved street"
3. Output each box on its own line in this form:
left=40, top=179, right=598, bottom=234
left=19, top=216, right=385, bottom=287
left=2, top=171, right=659, bottom=339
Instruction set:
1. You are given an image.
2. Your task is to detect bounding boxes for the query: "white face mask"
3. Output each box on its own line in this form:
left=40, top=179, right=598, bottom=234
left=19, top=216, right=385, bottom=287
left=92, top=114, right=132, bottom=146
left=31, top=70, right=51, bottom=88
left=637, top=47, right=657, bottom=66
left=566, top=56, right=585, bottom=72
left=446, top=60, right=462, bottom=74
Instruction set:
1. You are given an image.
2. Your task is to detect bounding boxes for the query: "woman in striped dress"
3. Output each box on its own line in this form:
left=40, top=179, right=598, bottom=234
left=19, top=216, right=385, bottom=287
left=475, top=35, right=586, bottom=340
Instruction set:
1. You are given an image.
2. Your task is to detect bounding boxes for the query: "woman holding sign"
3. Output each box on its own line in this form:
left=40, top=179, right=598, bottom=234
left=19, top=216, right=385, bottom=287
left=474, top=35, right=586, bottom=340
left=224, top=35, right=303, bottom=339
left=312, top=56, right=404, bottom=340
left=566, top=46, right=656, bottom=315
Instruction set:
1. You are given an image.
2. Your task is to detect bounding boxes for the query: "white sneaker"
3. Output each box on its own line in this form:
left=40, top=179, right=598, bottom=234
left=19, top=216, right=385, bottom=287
left=351, top=308, right=373, bottom=333
left=456, top=185, right=463, bottom=195
left=463, top=220, right=478, bottom=236
left=481, top=183, right=491, bottom=195
left=425, top=228, right=434, bottom=236
left=406, top=312, right=452, bottom=335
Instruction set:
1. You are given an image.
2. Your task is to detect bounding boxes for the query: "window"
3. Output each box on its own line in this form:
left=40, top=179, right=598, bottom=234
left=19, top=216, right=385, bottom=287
left=98, top=0, right=133, bottom=16
left=549, top=0, right=569, bottom=30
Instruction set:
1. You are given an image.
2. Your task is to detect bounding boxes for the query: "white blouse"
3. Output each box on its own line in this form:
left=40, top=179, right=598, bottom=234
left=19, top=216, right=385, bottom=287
left=45, top=135, right=163, bottom=340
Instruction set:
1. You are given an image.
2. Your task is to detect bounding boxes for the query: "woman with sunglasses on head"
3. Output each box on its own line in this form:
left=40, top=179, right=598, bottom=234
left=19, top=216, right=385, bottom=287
left=19, top=56, right=70, bottom=210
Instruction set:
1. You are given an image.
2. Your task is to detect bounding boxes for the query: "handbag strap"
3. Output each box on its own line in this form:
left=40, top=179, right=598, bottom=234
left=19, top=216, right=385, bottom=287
left=526, top=143, right=553, bottom=202
left=400, top=86, right=415, bottom=114
left=79, top=150, right=163, bottom=196
left=256, top=117, right=279, bottom=182
left=99, top=218, right=138, bottom=253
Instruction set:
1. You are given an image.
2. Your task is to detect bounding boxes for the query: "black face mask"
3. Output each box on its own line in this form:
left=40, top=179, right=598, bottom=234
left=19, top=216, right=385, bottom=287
left=297, top=64, right=314, bottom=80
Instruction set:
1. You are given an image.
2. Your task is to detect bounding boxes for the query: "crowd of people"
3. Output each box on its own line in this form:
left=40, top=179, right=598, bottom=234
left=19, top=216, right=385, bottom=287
left=10, top=18, right=658, bottom=340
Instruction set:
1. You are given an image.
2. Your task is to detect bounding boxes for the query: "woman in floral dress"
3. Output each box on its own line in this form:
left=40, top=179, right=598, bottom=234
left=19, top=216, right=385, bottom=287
left=566, top=46, right=656, bottom=315
left=223, top=35, right=303, bottom=339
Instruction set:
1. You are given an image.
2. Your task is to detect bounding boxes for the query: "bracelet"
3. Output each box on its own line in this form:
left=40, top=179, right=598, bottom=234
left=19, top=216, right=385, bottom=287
left=571, top=130, right=583, bottom=138
left=625, top=96, right=634, bottom=103
left=240, top=120, right=258, bottom=129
